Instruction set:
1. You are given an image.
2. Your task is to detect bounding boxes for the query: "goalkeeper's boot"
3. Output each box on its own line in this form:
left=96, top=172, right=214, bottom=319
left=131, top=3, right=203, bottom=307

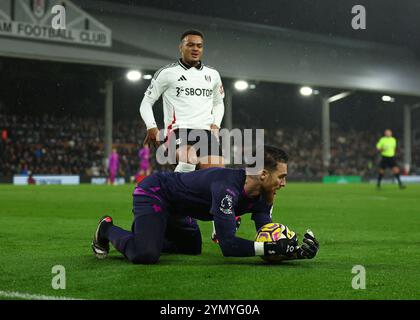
left=92, top=215, right=113, bottom=259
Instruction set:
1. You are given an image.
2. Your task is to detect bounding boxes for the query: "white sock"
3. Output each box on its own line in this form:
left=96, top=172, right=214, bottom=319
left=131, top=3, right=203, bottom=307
left=212, top=221, right=217, bottom=237
left=174, top=161, right=196, bottom=173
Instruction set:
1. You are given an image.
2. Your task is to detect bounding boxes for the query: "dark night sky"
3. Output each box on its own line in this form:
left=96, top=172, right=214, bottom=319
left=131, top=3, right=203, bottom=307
left=103, top=0, right=420, bottom=57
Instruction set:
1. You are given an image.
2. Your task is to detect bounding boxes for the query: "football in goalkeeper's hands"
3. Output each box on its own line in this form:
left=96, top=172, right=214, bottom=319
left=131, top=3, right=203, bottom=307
left=255, top=223, right=296, bottom=263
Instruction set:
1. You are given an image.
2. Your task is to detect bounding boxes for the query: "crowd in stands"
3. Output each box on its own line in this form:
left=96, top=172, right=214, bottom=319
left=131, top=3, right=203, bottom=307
left=1, top=112, right=417, bottom=180
left=265, top=127, right=390, bottom=179
left=0, top=113, right=153, bottom=179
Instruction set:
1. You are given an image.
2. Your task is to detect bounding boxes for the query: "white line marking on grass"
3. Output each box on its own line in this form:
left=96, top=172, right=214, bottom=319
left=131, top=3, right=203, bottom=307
left=0, top=290, right=84, bottom=300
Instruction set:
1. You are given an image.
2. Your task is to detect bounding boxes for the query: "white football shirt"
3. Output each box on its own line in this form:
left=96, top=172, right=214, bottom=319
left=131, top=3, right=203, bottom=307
left=142, top=59, right=225, bottom=135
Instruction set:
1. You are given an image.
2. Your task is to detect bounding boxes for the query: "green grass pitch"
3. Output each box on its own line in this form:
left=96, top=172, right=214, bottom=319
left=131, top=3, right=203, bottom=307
left=0, top=183, right=419, bottom=300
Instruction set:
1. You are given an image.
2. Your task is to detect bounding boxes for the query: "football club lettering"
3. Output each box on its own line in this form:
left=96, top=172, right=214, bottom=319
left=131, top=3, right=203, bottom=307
left=0, top=0, right=112, bottom=47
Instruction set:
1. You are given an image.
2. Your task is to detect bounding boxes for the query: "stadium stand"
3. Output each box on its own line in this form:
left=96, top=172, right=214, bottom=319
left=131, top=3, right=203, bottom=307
left=1, top=111, right=414, bottom=181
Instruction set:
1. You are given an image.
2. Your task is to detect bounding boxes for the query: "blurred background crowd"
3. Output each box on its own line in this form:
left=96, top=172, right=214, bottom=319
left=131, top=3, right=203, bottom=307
left=2, top=111, right=417, bottom=181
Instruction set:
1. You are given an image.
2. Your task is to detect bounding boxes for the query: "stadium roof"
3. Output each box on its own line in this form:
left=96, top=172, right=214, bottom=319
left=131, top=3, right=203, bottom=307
left=97, top=0, right=420, bottom=58
left=1, top=0, right=420, bottom=96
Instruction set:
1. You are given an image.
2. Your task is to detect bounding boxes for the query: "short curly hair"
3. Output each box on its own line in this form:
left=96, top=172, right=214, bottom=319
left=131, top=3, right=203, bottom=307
left=180, top=29, right=204, bottom=42
left=264, top=145, right=289, bottom=171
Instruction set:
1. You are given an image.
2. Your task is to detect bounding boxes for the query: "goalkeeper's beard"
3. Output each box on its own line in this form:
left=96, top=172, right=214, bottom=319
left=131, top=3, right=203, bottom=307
left=262, top=188, right=276, bottom=204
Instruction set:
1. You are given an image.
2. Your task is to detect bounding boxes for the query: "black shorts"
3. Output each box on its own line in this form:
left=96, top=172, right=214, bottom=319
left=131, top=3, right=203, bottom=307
left=131, top=177, right=201, bottom=254
left=380, top=156, right=397, bottom=169
left=132, top=175, right=170, bottom=217
left=166, top=128, right=222, bottom=157
left=131, top=196, right=202, bottom=256
left=131, top=193, right=200, bottom=238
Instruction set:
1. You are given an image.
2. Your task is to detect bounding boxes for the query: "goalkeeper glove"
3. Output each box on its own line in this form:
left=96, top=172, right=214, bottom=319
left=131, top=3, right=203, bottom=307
left=295, top=230, right=319, bottom=259
left=263, top=236, right=298, bottom=258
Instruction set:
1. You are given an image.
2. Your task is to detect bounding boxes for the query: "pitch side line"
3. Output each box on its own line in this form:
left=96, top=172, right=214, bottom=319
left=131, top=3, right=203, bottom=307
left=0, top=290, right=84, bottom=300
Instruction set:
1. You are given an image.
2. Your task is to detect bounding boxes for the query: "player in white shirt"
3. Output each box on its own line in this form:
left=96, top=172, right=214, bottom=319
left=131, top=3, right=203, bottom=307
left=139, top=30, right=228, bottom=254
left=140, top=29, right=225, bottom=172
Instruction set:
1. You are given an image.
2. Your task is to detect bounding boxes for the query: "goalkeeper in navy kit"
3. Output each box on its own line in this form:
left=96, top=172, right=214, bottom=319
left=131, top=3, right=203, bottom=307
left=92, top=146, right=319, bottom=264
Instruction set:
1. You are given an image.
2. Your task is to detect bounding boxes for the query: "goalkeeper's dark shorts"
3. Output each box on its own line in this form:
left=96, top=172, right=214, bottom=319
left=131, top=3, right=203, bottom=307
left=379, top=156, right=397, bottom=169
left=128, top=177, right=202, bottom=263
left=165, top=128, right=223, bottom=157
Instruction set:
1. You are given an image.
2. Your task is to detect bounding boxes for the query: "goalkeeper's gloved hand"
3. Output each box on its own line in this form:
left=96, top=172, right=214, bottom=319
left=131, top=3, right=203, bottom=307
left=263, top=236, right=299, bottom=258
left=295, top=230, right=319, bottom=259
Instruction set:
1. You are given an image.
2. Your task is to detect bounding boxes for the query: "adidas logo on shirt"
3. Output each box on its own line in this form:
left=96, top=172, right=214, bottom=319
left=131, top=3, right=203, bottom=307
left=144, top=60, right=224, bottom=132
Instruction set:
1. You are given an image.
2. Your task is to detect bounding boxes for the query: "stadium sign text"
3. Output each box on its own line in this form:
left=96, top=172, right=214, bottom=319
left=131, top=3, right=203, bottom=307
left=13, top=175, right=80, bottom=185
left=91, top=177, right=126, bottom=185
left=0, top=21, right=108, bottom=45
left=0, top=0, right=112, bottom=47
